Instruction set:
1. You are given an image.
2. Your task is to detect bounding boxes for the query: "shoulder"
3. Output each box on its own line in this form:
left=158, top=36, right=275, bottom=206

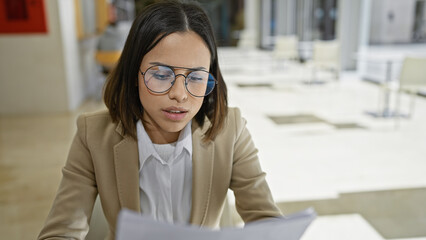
left=75, top=109, right=122, bottom=144
left=225, top=107, right=245, bottom=130
left=226, top=107, right=242, bottom=119
left=76, top=109, right=113, bottom=129
left=215, top=107, right=246, bottom=140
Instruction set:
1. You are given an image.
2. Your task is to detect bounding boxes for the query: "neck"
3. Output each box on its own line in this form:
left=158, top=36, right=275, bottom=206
left=141, top=112, right=182, bottom=144
left=145, top=128, right=180, bottom=144
left=141, top=119, right=180, bottom=144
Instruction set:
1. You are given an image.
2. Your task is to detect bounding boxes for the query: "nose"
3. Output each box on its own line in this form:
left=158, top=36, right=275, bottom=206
left=168, top=74, right=188, bottom=102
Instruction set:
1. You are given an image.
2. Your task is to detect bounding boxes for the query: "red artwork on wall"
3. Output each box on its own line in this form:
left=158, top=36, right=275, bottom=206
left=0, top=0, right=47, bottom=34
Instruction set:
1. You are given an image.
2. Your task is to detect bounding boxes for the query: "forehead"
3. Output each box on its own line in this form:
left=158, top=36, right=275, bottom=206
left=141, top=31, right=211, bottom=69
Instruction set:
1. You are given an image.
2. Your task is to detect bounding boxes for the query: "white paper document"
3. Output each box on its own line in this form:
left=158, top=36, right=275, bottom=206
left=116, top=208, right=316, bottom=240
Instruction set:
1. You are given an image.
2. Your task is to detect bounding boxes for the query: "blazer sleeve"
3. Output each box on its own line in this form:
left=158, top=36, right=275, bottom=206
left=38, top=115, right=98, bottom=240
left=229, top=108, right=283, bottom=222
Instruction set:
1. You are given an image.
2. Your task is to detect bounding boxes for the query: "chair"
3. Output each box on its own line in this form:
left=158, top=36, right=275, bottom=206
left=95, top=50, right=121, bottom=72
left=93, top=50, right=121, bottom=100
left=307, top=40, right=340, bottom=84
left=237, top=30, right=257, bottom=49
left=273, top=35, right=299, bottom=61
left=395, top=57, right=426, bottom=126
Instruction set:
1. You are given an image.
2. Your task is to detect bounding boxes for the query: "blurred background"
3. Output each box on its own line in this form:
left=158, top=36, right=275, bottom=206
left=1, top=0, right=426, bottom=239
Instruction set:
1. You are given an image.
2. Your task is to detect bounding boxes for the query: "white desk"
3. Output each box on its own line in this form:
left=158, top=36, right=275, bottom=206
left=301, top=214, right=384, bottom=240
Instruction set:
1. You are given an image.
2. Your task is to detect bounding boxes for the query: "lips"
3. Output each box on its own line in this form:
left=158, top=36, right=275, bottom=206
left=162, top=107, right=188, bottom=121
left=165, top=110, right=186, bottom=113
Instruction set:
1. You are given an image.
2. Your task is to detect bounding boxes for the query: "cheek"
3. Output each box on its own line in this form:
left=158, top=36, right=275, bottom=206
left=192, top=97, right=204, bottom=112
left=138, top=83, right=151, bottom=107
left=138, top=84, right=143, bottom=101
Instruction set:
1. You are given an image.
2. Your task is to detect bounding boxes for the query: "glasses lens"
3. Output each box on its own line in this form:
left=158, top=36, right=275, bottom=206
left=144, top=66, right=174, bottom=93
left=186, top=71, right=216, bottom=97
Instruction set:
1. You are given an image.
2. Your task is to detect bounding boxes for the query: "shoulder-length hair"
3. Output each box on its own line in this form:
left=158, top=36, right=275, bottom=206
left=103, top=0, right=228, bottom=141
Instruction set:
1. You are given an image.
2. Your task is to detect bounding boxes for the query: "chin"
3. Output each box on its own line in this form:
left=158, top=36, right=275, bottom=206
left=161, top=121, right=188, bottom=133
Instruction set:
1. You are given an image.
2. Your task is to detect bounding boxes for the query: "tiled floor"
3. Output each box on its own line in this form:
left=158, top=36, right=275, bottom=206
left=1, top=47, right=425, bottom=239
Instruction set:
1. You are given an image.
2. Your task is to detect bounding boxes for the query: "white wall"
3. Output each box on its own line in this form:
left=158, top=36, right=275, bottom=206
left=369, top=0, right=416, bottom=44
left=0, top=0, right=85, bottom=114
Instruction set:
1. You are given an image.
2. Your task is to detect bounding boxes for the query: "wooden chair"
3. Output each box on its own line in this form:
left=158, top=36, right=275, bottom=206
left=95, top=50, right=121, bottom=72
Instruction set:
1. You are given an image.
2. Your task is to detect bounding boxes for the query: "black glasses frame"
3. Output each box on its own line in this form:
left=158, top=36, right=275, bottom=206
left=139, top=65, right=217, bottom=97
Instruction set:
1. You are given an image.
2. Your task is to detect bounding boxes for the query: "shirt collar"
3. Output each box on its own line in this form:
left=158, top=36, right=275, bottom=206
left=175, top=121, right=192, bottom=158
left=136, top=120, right=159, bottom=171
left=136, top=120, right=192, bottom=171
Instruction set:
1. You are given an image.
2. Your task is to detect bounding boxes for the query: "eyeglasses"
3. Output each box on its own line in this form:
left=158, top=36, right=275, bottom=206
left=139, top=65, right=217, bottom=97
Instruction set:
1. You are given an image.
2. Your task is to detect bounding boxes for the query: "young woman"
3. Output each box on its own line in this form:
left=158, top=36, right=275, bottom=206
left=39, top=1, right=282, bottom=239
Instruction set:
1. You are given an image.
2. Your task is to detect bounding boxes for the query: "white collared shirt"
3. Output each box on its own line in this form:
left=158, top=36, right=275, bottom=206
left=136, top=120, right=193, bottom=224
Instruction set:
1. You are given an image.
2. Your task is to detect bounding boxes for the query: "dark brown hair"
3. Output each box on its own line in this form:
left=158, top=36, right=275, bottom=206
left=103, top=0, right=228, bottom=141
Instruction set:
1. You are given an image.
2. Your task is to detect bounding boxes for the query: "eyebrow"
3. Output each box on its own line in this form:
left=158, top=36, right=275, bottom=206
left=149, top=62, right=207, bottom=71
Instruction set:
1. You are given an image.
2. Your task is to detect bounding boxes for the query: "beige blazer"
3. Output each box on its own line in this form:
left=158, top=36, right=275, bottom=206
left=38, top=107, right=282, bottom=240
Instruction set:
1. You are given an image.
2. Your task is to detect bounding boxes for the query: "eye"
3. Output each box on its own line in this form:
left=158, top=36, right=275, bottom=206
left=188, top=71, right=207, bottom=82
left=153, top=72, right=173, bottom=81
left=146, top=66, right=174, bottom=81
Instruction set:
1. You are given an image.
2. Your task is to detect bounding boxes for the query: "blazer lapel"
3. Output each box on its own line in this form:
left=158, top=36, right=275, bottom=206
left=190, top=119, right=215, bottom=226
left=113, top=123, right=141, bottom=212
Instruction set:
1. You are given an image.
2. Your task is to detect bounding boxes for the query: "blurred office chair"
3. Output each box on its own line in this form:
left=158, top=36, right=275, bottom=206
left=95, top=50, right=121, bottom=73
left=307, top=40, right=340, bottom=84
left=394, top=57, right=426, bottom=127
left=93, top=50, right=121, bottom=100
left=237, top=30, right=257, bottom=49
left=273, top=35, right=299, bottom=61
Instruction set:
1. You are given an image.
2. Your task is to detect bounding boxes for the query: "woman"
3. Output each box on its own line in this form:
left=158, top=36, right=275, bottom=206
left=39, top=1, right=282, bottom=239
